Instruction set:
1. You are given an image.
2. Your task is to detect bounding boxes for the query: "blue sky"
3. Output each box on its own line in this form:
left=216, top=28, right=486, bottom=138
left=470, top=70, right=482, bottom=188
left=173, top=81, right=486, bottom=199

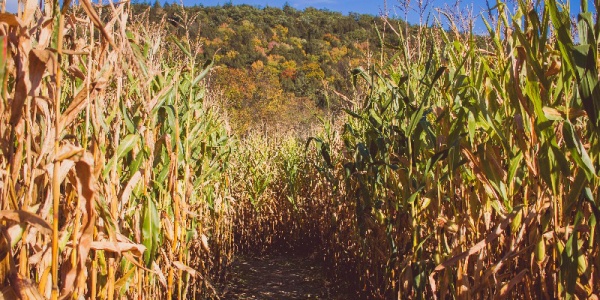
left=6, top=0, right=17, bottom=12
left=5, top=0, right=593, bottom=31
left=175, top=1, right=594, bottom=31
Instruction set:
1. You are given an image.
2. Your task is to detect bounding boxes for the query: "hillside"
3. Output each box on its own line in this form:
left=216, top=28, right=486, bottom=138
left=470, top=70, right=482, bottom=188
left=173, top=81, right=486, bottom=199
left=130, top=3, right=403, bottom=133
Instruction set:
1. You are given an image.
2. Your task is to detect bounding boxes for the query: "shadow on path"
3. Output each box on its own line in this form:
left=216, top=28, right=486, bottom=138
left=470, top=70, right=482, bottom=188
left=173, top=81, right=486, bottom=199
left=220, top=255, right=352, bottom=299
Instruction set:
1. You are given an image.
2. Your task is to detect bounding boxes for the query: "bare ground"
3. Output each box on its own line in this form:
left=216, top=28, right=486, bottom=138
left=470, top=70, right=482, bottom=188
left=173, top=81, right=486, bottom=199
left=219, top=255, right=354, bottom=300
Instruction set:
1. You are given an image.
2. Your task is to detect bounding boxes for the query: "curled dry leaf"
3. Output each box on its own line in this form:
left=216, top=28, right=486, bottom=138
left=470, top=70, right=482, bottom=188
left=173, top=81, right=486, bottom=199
left=34, top=17, right=54, bottom=49
left=0, top=210, right=52, bottom=235
left=89, top=241, right=146, bottom=257
left=152, top=262, right=168, bottom=287
left=67, top=65, right=86, bottom=80
left=544, top=59, right=561, bottom=77
left=0, top=13, right=24, bottom=27
left=10, top=49, right=55, bottom=127
left=172, top=261, right=200, bottom=278
left=21, top=0, right=40, bottom=26
left=44, top=159, right=75, bottom=187
left=61, top=152, right=97, bottom=296
left=54, top=143, right=84, bottom=162
left=8, top=272, right=45, bottom=300
left=79, top=0, right=116, bottom=49
left=119, top=170, right=142, bottom=215
left=0, top=285, right=18, bottom=300
left=31, top=96, right=52, bottom=151
left=461, top=147, right=501, bottom=201
left=429, top=210, right=517, bottom=299
left=201, top=234, right=211, bottom=254
left=58, top=67, right=113, bottom=131
left=495, top=269, right=528, bottom=299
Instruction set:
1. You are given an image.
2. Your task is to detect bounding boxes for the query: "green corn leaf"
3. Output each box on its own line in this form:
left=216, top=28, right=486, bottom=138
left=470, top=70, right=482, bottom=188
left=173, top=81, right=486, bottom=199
left=103, top=134, right=140, bottom=178
left=560, top=212, right=583, bottom=299
left=369, top=109, right=383, bottom=129
left=547, top=0, right=576, bottom=73
left=563, top=121, right=596, bottom=180
left=321, top=144, right=333, bottom=168
left=142, top=197, right=160, bottom=267
left=407, top=186, right=424, bottom=204
left=170, top=36, right=193, bottom=58
left=407, top=104, right=426, bottom=138
left=425, top=148, right=449, bottom=176
left=573, top=45, right=600, bottom=130
left=164, top=105, right=177, bottom=135
left=192, top=59, right=214, bottom=86
left=129, top=147, right=147, bottom=175
left=343, top=108, right=363, bottom=120
left=507, top=151, right=524, bottom=190
left=577, top=12, right=595, bottom=46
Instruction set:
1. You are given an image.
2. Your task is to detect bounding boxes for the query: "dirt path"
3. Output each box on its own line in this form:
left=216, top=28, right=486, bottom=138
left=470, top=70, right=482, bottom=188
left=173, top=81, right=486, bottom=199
left=220, top=255, right=351, bottom=299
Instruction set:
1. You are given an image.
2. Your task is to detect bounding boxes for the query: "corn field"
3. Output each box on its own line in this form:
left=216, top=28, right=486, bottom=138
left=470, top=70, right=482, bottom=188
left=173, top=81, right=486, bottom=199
left=1, top=0, right=600, bottom=299
left=300, top=0, right=600, bottom=298
left=1, top=1, right=234, bottom=298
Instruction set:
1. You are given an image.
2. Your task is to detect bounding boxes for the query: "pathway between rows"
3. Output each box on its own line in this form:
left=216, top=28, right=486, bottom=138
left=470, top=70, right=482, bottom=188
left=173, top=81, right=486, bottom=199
left=220, top=255, right=353, bottom=299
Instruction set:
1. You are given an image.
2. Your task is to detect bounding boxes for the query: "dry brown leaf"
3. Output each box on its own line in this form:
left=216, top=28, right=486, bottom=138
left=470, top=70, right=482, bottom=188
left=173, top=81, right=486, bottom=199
left=152, top=262, right=168, bottom=287
left=9, top=272, right=45, bottom=300
left=0, top=234, right=11, bottom=290
left=21, top=0, right=40, bottom=26
left=461, top=147, right=502, bottom=201
left=0, top=285, right=18, bottom=300
left=79, top=0, right=116, bottom=49
left=201, top=234, right=211, bottom=254
left=58, top=67, right=113, bottom=131
left=89, top=241, right=146, bottom=257
left=119, top=170, right=142, bottom=214
left=54, top=143, right=84, bottom=162
left=44, top=159, right=75, bottom=188
left=9, top=48, right=55, bottom=131
left=172, top=261, right=200, bottom=278
left=429, top=210, right=516, bottom=299
left=67, top=65, right=86, bottom=81
left=495, top=269, right=528, bottom=299
left=33, top=96, right=54, bottom=165
left=0, top=13, right=24, bottom=27
left=146, top=81, right=174, bottom=113
left=61, top=152, right=96, bottom=296
left=34, top=17, right=54, bottom=49
left=0, top=210, right=51, bottom=235
left=122, top=252, right=154, bottom=273
left=544, top=59, right=561, bottom=77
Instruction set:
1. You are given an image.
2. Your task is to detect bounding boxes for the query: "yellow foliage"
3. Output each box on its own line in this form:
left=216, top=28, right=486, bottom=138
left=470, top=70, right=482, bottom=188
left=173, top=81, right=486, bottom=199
left=302, top=62, right=324, bottom=80
left=251, top=60, right=264, bottom=72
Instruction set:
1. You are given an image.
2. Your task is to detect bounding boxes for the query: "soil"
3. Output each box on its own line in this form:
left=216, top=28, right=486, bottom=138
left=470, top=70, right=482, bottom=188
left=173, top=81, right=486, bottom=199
left=219, top=255, right=354, bottom=300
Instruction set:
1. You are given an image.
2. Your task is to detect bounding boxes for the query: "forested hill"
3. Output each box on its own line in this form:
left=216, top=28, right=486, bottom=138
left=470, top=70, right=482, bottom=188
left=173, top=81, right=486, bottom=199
left=130, top=3, right=406, bottom=134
